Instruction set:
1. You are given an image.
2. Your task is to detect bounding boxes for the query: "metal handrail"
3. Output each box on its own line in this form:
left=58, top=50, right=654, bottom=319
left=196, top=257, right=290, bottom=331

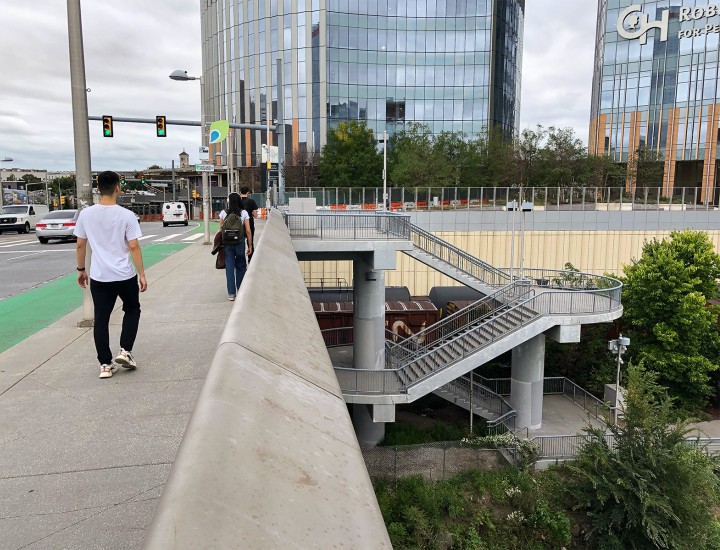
left=409, top=223, right=512, bottom=287
left=385, top=281, right=535, bottom=368
left=283, top=211, right=411, bottom=240
left=339, top=279, right=622, bottom=394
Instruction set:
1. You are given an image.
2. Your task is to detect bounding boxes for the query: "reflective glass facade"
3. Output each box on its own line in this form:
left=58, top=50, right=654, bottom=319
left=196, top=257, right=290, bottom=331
left=201, top=0, right=524, bottom=167
left=590, top=0, right=720, bottom=198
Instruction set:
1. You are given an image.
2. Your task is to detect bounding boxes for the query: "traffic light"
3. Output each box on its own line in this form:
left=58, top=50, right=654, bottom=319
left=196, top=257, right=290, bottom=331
left=121, top=177, right=125, bottom=185
left=102, top=115, right=113, bottom=137
left=60, top=195, right=66, bottom=205
left=192, top=190, right=198, bottom=198
left=52, top=199, right=58, bottom=207
left=156, top=115, right=167, bottom=137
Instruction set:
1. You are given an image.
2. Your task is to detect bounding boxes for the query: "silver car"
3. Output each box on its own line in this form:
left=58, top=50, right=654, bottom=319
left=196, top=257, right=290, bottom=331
left=36, top=210, right=79, bottom=244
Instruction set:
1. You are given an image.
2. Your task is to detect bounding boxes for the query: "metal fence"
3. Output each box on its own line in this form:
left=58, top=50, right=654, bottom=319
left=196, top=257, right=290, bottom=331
left=284, top=186, right=720, bottom=210
left=409, top=223, right=512, bottom=287
left=283, top=211, right=411, bottom=240
left=362, top=442, right=509, bottom=481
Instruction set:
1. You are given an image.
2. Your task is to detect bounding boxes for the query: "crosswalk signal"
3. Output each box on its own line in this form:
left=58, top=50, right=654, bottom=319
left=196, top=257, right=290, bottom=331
left=102, top=115, right=113, bottom=137
left=156, top=115, right=167, bottom=137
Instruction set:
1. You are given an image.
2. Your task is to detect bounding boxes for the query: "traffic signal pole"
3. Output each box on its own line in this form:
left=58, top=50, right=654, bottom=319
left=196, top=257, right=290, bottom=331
left=67, top=0, right=94, bottom=327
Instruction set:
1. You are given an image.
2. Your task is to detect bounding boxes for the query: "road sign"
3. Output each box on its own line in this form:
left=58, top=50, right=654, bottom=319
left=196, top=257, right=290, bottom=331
left=153, top=183, right=169, bottom=188
left=195, top=164, right=215, bottom=172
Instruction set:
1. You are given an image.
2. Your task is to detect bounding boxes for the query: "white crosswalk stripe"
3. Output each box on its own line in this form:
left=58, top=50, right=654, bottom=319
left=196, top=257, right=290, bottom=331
left=181, top=233, right=204, bottom=241
left=153, top=234, right=181, bottom=242
left=0, top=239, right=37, bottom=248
left=137, top=235, right=157, bottom=241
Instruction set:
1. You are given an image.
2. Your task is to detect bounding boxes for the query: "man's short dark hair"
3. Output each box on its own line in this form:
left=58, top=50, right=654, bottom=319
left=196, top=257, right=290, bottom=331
left=240, top=186, right=250, bottom=195
left=97, top=171, right=120, bottom=196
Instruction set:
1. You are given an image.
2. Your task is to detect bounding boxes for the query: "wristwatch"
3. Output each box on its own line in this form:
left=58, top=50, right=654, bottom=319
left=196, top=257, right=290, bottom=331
left=77, top=267, right=86, bottom=271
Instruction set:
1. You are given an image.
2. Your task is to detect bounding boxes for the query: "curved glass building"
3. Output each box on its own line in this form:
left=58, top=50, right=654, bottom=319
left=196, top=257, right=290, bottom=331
left=201, top=0, right=524, bottom=167
left=590, top=0, right=720, bottom=200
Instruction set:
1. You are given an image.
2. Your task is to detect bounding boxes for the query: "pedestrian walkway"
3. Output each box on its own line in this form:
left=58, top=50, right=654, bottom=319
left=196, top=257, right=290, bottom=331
left=0, top=224, right=260, bottom=549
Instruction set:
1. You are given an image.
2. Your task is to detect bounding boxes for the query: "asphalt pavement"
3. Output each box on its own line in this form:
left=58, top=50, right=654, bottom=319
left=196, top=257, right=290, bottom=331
left=0, top=220, right=260, bottom=549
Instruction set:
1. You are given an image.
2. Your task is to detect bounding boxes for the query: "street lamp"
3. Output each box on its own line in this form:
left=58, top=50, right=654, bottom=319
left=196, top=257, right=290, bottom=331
left=608, top=335, right=630, bottom=424
left=170, top=69, right=210, bottom=244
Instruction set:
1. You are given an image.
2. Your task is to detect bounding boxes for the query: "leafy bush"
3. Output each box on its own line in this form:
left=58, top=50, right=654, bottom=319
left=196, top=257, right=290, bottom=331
left=564, top=364, right=720, bottom=549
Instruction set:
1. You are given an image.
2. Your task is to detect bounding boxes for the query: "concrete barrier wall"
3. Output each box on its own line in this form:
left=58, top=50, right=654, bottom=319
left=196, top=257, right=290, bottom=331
left=143, top=210, right=391, bottom=549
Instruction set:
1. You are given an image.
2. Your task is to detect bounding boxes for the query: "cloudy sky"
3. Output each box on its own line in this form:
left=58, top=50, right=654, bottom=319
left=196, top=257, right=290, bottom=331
left=1, top=1, right=597, bottom=172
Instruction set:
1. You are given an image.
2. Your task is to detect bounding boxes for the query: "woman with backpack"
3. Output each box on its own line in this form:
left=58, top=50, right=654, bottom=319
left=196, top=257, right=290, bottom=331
left=219, top=192, right=252, bottom=301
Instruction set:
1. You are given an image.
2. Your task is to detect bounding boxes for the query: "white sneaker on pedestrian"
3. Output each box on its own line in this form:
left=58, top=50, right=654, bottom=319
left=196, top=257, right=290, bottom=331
left=115, top=348, right=137, bottom=369
left=99, top=364, right=118, bottom=379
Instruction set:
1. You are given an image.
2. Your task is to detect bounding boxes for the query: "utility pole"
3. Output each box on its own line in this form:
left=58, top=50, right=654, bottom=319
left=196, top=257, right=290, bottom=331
left=67, top=0, right=94, bottom=326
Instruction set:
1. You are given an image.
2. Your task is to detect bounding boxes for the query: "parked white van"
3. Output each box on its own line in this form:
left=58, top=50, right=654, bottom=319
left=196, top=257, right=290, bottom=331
left=0, top=204, right=49, bottom=234
left=162, top=202, right=188, bottom=227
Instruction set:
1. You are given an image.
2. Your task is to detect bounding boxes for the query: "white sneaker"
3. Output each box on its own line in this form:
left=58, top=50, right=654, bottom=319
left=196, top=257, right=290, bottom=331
left=99, top=364, right=118, bottom=379
left=115, top=348, right=137, bottom=369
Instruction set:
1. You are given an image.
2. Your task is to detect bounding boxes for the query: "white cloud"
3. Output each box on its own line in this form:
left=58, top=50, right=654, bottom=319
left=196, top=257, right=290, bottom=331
left=2, top=1, right=597, bottom=170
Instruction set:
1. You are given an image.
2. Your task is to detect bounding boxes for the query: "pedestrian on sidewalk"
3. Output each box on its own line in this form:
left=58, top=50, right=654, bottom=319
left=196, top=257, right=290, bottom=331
left=74, top=171, right=147, bottom=379
left=219, top=192, right=252, bottom=301
left=240, top=186, right=258, bottom=264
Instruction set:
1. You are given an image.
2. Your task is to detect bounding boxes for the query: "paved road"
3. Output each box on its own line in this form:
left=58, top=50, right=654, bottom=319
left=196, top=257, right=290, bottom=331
left=0, top=221, right=223, bottom=354
left=0, top=222, right=207, bottom=300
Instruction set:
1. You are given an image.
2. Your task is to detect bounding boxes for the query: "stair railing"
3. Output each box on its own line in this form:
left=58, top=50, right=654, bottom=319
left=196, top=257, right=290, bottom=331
left=409, top=223, right=512, bottom=287
left=385, top=281, right=535, bottom=369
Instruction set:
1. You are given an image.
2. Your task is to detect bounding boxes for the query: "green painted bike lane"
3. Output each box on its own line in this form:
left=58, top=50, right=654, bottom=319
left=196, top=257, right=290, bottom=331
left=0, top=243, right=188, bottom=354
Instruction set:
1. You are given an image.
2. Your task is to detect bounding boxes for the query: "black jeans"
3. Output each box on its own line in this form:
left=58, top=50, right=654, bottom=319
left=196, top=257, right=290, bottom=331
left=90, top=275, right=141, bottom=365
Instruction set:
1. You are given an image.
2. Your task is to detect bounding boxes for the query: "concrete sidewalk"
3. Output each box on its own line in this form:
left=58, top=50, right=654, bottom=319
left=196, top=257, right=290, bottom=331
left=0, top=230, right=256, bottom=549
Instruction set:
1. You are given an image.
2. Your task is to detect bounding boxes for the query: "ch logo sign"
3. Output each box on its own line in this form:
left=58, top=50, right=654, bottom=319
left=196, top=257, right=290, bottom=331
left=617, top=4, right=669, bottom=44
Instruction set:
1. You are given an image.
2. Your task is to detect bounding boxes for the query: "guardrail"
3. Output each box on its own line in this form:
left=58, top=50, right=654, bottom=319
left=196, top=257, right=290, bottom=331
left=284, top=211, right=411, bottom=240
left=337, top=275, right=622, bottom=395
left=143, top=210, right=391, bottom=549
left=409, top=223, right=512, bottom=286
left=385, top=281, right=534, bottom=369
left=283, top=186, right=720, bottom=210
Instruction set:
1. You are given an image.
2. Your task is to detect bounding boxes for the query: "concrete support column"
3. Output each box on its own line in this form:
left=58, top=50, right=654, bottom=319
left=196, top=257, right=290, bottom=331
left=352, top=254, right=386, bottom=447
left=352, top=404, right=385, bottom=449
left=352, top=255, right=385, bottom=372
left=509, top=334, right=545, bottom=431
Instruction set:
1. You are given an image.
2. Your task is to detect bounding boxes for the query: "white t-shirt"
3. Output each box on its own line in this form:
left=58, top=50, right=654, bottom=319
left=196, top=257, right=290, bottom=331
left=219, top=209, right=249, bottom=223
left=74, top=204, right=142, bottom=282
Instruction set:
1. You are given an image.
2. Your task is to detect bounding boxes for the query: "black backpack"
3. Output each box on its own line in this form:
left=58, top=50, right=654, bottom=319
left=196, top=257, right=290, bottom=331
left=222, top=212, right=245, bottom=244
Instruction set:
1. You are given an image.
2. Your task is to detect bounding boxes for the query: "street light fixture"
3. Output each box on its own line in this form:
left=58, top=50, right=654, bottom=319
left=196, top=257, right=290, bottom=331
left=608, top=335, right=630, bottom=425
left=169, top=69, right=210, bottom=244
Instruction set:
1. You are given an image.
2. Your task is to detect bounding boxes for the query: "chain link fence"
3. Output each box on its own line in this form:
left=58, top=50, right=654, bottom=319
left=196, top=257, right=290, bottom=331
left=362, top=442, right=510, bottom=482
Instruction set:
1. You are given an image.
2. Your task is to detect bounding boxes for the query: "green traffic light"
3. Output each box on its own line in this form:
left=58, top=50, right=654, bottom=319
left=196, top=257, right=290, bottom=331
left=104, top=129, right=111, bottom=136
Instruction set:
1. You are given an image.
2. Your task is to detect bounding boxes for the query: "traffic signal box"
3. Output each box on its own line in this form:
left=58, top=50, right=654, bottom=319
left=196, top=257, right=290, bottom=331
left=60, top=195, right=66, bottom=205
left=102, top=115, right=113, bottom=137
left=156, top=116, right=167, bottom=137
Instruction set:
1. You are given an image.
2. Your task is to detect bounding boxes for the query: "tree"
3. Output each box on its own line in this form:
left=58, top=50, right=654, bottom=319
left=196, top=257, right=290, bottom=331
left=621, top=230, right=720, bottom=410
left=387, top=122, right=436, bottom=188
left=21, top=174, right=41, bottom=184
left=318, top=121, right=382, bottom=187
left=565, top=364, right=720, bottom=549
left=627, top=146, right=664, bottom=189
left=284, top=149, right=320, bottom=188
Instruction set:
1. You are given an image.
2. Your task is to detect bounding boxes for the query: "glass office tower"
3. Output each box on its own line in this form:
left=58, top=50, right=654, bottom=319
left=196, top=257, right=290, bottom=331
left=590, top=0, right=720, bottom=200
left=201, top=0, right=524, bottom=167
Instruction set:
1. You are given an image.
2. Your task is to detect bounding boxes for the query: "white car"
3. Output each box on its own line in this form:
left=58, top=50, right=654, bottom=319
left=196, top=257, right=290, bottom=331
left=162, top=202, right=188, bottom=227
left=0, top=204, right=49, bottom=234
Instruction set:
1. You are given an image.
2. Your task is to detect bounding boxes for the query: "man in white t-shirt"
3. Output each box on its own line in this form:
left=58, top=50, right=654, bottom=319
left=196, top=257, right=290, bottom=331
left=74, top=171, right=147, bottom=379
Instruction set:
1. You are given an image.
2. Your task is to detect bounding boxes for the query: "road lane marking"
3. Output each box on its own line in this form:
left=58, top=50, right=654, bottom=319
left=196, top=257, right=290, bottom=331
left=181, top=233, right=204, bottom=241
left=138, top=235, right=157, bottom=241
left=5, top=252, right=44, bottom=261
left=153, top=234, right=181, bottom=242
left=0, top=249, right=70, bottom=254
left=0, top=240, right=37, bottom=248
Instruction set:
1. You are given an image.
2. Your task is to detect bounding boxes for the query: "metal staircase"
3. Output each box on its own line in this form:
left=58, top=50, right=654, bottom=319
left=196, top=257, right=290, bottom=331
left=403, top=223, right=512, bottom=293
